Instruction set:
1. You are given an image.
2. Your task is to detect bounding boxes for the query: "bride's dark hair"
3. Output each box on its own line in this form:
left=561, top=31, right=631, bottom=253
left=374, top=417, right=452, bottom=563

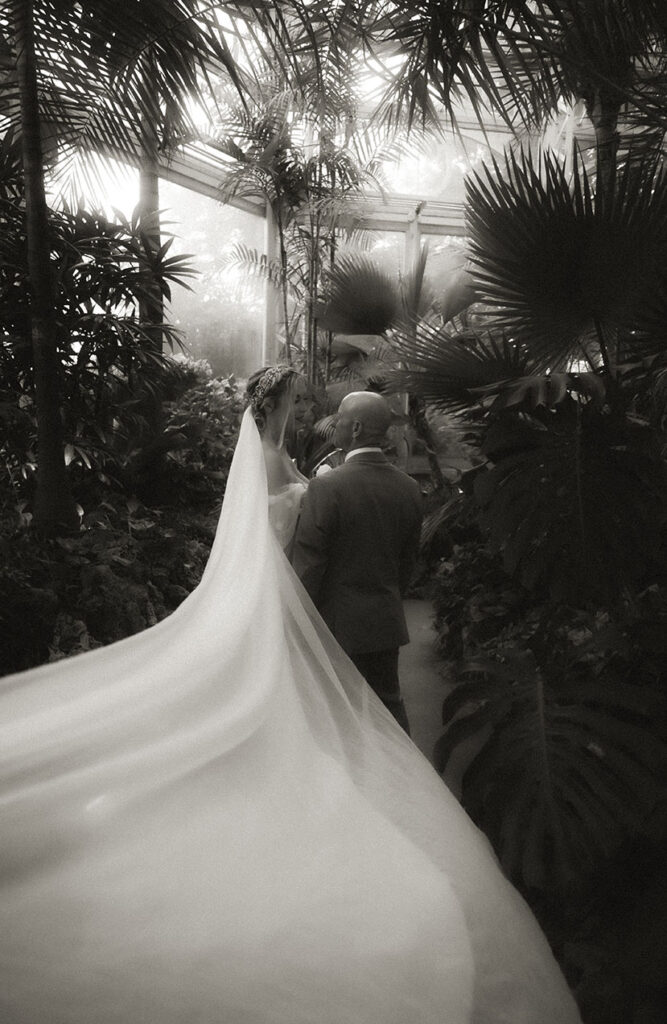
left=246, top=365, right=297, bottom=431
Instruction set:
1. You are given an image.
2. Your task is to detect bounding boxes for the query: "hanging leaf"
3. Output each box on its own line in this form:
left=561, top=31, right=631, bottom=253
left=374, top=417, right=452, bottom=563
left=471, top=370, right=608, bottom=411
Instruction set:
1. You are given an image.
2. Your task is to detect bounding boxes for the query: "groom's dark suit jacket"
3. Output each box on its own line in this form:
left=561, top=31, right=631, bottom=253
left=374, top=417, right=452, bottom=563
left=291, top=452, right=423, bottom=655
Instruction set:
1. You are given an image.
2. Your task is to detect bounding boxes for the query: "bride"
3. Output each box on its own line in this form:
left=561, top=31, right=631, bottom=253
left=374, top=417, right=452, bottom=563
left=0, top=365, right=581, bottom=1024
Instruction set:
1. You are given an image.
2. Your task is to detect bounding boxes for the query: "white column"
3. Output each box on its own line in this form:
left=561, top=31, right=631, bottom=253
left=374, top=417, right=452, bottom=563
left=404, top=201, right=424, bottom=272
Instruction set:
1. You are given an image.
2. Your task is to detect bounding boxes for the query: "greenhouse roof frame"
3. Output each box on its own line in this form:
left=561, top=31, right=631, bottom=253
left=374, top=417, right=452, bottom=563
left=160, top=140, right=469, bottom=235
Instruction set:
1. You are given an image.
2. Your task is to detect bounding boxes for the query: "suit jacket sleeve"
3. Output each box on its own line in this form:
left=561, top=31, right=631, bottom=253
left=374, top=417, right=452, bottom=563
left=290, top=477, right=336, bottom=605
left=398, top=484, right=423, bottom=596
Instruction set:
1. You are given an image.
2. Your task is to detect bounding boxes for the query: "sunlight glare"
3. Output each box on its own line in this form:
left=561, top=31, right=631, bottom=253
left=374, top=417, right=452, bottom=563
left=48, top=150, right=139, bottom=217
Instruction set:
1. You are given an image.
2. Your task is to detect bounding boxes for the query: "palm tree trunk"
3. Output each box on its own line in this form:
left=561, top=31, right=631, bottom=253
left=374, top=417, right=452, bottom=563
left=589, top=90, right=621, bottom=385
left=589, top=90, right=621, bottom=204
left=135, top=85, right=165, bottom=440
left=138, top=114, right=164, bottom=353
left=15, top=0, right=78, bottom=536
left=325, top=232, right=336, bottom=381
left=275, top=203, right=292, bottom=364
left=309, top=272, right=319, bottom=386
left=306, top=217, right=318, bottom=385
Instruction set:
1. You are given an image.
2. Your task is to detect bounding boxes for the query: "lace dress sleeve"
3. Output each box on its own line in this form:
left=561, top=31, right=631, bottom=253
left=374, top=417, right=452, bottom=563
left=268, top=482, right=306, bottom=550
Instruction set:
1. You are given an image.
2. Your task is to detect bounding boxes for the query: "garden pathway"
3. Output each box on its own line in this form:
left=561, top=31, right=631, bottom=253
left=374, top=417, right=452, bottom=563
left=398, top=599, right=445, bottom=765
left=399, top=600, right=470, bottom=799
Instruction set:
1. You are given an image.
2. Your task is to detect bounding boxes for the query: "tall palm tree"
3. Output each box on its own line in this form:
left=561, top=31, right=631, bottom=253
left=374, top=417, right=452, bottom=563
left=216, top=96, right=403, bottom=382
left=371, top=1, right=667, bottom=144
left=0, top=0, right=335, bottom=534
left=215, top=90, right=307, bottom=364
left=387, top=146, right=667, bottom=599
left=10, top=1, right=78, bottom=533
left=2, top=0, right=242, bottom=532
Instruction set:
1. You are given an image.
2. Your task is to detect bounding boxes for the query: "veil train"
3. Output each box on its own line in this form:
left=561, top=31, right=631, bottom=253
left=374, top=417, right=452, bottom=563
left=0, top=409, right=581, bottom=1024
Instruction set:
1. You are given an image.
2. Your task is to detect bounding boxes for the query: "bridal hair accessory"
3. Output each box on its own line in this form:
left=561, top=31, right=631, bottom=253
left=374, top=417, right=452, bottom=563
left=248, top=365, right=293, bottom=412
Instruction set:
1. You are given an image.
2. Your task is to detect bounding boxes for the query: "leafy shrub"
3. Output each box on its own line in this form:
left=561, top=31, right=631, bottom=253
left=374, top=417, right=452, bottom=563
left=149, top=361, right=246, bottom=508
left=1, top=135, right=196, bottom=526
left=430, top=538, right=667, bottom=1021
left=0, top=363, right=244, bottom=675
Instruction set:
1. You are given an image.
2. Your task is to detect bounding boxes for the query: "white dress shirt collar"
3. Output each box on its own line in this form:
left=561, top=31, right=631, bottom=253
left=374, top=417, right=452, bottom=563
left=344, top=446, right=384, bottom=462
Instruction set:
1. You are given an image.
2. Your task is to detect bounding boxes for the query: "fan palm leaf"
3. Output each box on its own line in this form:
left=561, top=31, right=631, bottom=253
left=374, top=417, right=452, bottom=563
left=385, top=320, right=533, bottom=413
left=315, top=253, right=398, bottom=335
left=465, top=147, right=667, bottom=373
left=316, top=243, right=462, bottom=339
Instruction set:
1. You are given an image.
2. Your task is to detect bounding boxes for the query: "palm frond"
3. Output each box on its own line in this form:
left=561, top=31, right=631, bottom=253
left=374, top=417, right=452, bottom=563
left=383, top=320, right=533, bottom=413
left=399, top=241, right=434, bottom=323
left=316, top=253, right=398, bottom=334
left=220, top=242, right=284, bottom=290
left=370, top=1, right=564, bottom=133
left=465, top=147, right=667, bottom=370
left=437, top=266, right=478, bottom=324
left=472, top=369, right=607, bottom=412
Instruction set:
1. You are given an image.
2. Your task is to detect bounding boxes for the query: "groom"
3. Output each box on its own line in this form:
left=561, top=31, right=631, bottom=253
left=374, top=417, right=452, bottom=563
left=291, top=392, right=423, bottom=734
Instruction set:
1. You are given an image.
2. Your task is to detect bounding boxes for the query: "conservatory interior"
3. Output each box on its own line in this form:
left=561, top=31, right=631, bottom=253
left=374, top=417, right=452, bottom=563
left=2, top=5, right=667, bottom=1024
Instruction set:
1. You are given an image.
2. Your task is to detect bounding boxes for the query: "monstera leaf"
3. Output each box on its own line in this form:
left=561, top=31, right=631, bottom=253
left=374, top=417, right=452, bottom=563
left=435, top=646, right=667, bottom=892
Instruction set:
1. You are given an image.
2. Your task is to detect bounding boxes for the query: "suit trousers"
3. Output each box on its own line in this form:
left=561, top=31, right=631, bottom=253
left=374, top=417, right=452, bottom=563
left=350, top=648, right=411, bottom=736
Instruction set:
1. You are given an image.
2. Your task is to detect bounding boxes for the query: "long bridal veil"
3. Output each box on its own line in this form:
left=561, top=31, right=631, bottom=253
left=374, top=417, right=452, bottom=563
left=1, top=409, right=581, bottom=1024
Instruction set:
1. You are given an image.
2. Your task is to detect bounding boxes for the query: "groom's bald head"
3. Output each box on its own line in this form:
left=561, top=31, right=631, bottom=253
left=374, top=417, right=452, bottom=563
left=334, top=391, right=393, bottom=452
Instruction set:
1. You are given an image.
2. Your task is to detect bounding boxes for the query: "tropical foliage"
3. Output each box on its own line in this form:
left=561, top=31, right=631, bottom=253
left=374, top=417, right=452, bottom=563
left=213, top=80, right=408, bottom=383
left=3, top=3, right=667, bottom=1018
left=428, top=532, right=667, bottom=1019
left=364, top=12, right=667, bottom=1012
left=1, top=131, right=196, bottom=518
left=1, top=360, right=244, bottom=676
left=0, top=0, right=355, bottom=532
left=388, top=147, right=667, bottom=600
left=0, top=0, right=255, bottom=532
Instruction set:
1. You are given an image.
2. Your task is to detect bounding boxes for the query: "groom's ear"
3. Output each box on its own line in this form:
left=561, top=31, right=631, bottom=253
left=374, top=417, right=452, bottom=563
left=351, top=419, right=363, bottom=439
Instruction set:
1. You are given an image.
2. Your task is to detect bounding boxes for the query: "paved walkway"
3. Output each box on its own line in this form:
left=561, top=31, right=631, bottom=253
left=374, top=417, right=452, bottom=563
left=398, top=600, right=446, bottom=766
left=399, top=599, right=469, bottom=799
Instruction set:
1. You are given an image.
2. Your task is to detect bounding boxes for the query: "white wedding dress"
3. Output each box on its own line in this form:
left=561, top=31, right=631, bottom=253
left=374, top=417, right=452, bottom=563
left=0, top=409, right=581, bottom=1024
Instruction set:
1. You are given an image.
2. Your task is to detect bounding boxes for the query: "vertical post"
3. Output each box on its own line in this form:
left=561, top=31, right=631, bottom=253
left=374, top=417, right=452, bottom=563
left=262, top=199, right=278, bottom=365
left=138, top=114, right=163, bottom=354
left=404, top=202, right=422, bottom=273
left=402, top=203, right=423, bottom=417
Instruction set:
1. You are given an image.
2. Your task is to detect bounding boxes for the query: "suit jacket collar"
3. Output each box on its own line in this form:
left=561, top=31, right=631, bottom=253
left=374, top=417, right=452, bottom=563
left=345, top=446, right=383, bottom=462
left=342, top=450, right=389, bottom=466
